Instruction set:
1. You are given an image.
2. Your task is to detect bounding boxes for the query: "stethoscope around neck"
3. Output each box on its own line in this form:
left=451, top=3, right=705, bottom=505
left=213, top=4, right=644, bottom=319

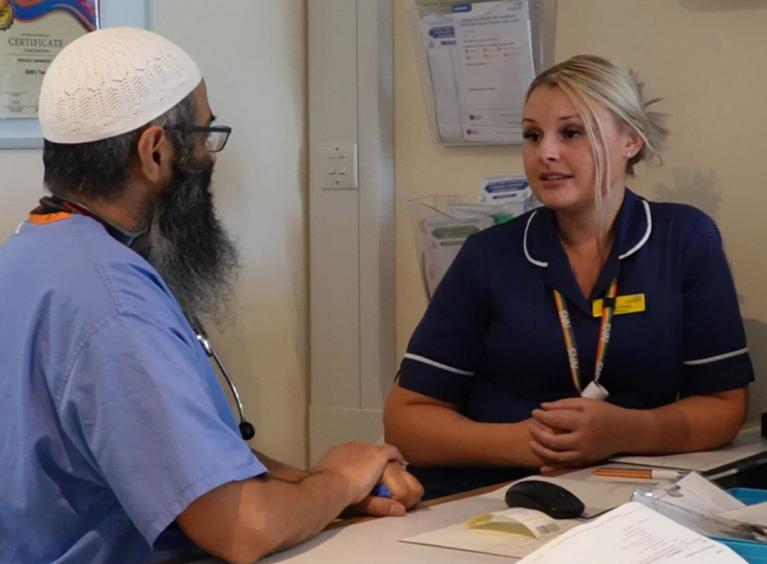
left=190, top=318, right=256, bottom=441
left=33, top=195, right=256, bottom=441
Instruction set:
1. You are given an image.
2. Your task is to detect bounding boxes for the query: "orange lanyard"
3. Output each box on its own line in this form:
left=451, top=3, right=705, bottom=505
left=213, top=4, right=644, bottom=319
left=553, top=279, right=618, bottom=394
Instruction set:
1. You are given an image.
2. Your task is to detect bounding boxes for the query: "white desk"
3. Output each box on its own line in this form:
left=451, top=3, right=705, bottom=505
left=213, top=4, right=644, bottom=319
left=259, top=470, right=647, bottom=564
left=221, top=426, right=767, bottom=562
left=262, top=487, right=512, bottom=563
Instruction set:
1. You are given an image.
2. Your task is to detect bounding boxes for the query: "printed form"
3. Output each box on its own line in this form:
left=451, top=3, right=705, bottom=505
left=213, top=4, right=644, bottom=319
left=517, top=502, right=746, bottom=564
left=419, top=0, right=535, bottom=144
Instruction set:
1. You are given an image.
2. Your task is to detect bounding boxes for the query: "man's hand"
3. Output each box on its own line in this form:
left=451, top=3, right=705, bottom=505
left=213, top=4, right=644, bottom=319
left=380, top=461, right=423, bottom=508
left=349, top=461, right=424, bottom=517
left=179, top=442, right=406, bottom=562
left=528, top=398, right=629, bottom=468
left=251, top=449, right=309, bottom=482
left=311, top=442, right=404, bottom=506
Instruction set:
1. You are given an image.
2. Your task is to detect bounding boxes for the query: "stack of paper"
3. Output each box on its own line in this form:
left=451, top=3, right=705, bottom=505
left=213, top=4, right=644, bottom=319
left=721, top=503, right=767, bottom=530
left=516, top=502, right=746, bottom=564
left=636, top=472, right=767, bottom=540
left=400, top=474, right=764, bottom=561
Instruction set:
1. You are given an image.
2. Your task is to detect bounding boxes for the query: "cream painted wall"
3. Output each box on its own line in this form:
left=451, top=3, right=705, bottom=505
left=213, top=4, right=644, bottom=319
left=0, top=1, right=309, bottom=467
left=0, top=151, right=42, bottom=236
left=394, top=0, right=767, bottom=415
left=153, top=1, right=308, bottom=467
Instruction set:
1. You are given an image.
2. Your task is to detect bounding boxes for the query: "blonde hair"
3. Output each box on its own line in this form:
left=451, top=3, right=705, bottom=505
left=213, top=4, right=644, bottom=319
left=526, top=55, right=667, bottom=247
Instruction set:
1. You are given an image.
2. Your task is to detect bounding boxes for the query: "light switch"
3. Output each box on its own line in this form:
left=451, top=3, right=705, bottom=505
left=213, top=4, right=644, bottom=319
left=324, top=155, right=337, bottom=176
left=319, top=143, right=358, bottom=189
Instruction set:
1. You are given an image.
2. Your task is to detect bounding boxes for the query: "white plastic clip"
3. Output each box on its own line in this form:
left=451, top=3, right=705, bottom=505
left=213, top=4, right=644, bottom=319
left=581, top=381, right=609, bottom=400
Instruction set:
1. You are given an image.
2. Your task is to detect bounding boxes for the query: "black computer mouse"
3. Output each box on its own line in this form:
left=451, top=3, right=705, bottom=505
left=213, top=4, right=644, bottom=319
left=504, top=480, right=585, bottom=519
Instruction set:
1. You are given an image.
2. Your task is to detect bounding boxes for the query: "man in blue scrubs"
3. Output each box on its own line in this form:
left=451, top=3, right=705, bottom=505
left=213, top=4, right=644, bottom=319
left=0, top=28, right=421, bottom=563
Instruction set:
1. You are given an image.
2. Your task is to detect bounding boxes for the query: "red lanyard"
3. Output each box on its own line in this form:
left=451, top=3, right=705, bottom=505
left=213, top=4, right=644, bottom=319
left=553, top=279, right=618, bottom=394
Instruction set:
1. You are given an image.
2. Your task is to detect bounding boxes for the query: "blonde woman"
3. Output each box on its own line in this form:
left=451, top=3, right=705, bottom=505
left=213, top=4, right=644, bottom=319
left=384, top=55, right=752, bottom=499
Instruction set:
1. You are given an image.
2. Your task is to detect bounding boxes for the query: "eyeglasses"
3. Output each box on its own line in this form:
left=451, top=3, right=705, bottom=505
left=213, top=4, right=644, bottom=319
left=166, top=125, right=232, bottom=153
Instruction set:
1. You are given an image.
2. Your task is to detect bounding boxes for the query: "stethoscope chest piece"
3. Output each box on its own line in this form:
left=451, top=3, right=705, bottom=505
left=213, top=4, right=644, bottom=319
left=193, top=320, right=255, bottom=441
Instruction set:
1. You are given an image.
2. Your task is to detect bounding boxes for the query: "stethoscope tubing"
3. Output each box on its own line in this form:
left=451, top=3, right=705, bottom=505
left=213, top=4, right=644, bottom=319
left=195, top=331, right=247, bottom=423
left=191, top=318, right=255, bottom=440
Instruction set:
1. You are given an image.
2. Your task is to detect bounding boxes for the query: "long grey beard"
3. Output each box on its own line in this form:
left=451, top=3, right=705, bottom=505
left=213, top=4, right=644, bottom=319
left=132, top=159, right=239, bottom=322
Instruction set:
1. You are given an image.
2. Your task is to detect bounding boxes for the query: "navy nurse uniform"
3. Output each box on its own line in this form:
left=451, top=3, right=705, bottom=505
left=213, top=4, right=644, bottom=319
left=398, top=189, right=754, bottom=499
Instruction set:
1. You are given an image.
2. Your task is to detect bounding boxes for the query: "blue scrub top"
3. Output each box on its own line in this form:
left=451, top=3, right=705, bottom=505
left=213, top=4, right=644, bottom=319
left=399, top=190, right=753, bottom=495
left=0, top=213, right=267, bottom=563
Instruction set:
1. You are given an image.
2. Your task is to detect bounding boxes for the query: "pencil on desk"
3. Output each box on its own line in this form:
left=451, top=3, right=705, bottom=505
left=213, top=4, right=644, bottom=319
left=592, top=467, right=685, bottom=480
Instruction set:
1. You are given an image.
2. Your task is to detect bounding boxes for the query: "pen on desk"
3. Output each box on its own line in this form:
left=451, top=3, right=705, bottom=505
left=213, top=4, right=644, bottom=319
left=371, top=483, right=393, bottom=498
left=592, top=468, right=685, bottom=480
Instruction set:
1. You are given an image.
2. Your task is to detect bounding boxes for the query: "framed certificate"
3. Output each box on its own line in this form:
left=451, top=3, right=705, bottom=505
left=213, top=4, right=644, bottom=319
left=0, top=0, right=149, bottom=149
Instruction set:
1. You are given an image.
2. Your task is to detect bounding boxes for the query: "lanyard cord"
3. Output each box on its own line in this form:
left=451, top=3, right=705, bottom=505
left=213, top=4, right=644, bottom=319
left=553, top=278, right=618, bottom=394
left=35, top=195, right=145, bottom=246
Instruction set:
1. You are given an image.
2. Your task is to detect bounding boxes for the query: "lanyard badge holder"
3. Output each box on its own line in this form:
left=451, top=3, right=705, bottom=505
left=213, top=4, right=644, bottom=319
left=581, top=379, right=609, bottom=400
left=554, top=279, right=617, bottom=400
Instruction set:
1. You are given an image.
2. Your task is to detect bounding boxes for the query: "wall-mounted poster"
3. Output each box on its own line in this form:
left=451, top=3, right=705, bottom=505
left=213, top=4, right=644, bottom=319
left=413, top=0, right=536, bottom=145
left=0, top=0, right=99, bottom=118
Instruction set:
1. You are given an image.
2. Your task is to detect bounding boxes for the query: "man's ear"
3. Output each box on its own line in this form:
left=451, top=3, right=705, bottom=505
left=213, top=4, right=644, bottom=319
left=135, top=125, right=174, bottom=186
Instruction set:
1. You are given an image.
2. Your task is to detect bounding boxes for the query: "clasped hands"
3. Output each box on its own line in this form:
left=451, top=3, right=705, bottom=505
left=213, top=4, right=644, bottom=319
left=350, top=459, right=423, bottom=517
left=313, top=442, right=423, bottom=518
left=529, top=397, right=631, bottom=471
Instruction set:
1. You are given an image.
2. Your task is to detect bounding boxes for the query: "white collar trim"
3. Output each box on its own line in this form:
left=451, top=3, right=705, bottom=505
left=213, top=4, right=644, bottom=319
left=523, top=199, right=651, bottom=268
left=619, top=199, right=652, bottom=260
left=523, top=211, right=548, bottom=268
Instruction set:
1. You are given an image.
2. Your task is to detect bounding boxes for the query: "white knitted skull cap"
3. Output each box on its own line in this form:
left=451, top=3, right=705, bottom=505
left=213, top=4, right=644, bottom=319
left=39, top=27, right=202, bottom=144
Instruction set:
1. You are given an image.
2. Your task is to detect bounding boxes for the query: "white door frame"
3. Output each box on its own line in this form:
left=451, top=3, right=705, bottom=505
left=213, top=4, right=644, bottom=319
left=308, top=0, right=394, bottom=463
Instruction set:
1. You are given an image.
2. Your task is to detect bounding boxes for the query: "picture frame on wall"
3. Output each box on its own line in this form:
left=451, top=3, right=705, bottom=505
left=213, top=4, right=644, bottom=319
left=0, top=0, right=149, bottom=149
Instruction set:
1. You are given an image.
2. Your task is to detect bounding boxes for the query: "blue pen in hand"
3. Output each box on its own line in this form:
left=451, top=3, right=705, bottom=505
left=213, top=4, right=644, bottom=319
left=371, top=483, right=392, bottom=498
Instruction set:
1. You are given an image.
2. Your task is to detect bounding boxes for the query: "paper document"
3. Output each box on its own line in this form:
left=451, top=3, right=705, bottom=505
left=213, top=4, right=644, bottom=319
left=466, top=507, right=563, bottom=538
left=656, top=472, right=745, bottom=515
left=517, top=502, right=747, bottom=564
left=720, top=502, right=767, bottom=529
left=416, top=0, right=536, bottom=144
left=610, top=426, right=767, bottom=474
left=401, top=477, right=640, bottom=560
left=400, top=507, right=581, bottom=559
left=632, top=473, right=766, bottom=542
left=419, top=213, right=494, bottom=297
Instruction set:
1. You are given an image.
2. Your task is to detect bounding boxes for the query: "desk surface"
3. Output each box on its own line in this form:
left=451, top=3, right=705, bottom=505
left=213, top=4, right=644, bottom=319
left=260, top=461, right=767, bottom=563
left=262, top=484, right=512, bottom=563
left=190, top=425, right=767, bottom=563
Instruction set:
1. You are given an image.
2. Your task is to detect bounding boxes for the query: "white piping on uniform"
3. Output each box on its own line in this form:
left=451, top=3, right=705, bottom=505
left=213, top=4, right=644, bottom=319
left=523, top=211, right=548, bottom=268
left=403, top=353, right=474, bottom=376
left=683, top=347, right=749, bottom=366
left=525, top=199, right=650, bottom=266
left=14, top=221, right=24, bottom=235
left=619, top=200, right=652, bottom=260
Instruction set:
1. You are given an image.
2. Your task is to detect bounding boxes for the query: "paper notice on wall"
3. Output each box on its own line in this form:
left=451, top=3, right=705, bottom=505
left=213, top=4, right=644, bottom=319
left=416, top=0, right=536, bottom=144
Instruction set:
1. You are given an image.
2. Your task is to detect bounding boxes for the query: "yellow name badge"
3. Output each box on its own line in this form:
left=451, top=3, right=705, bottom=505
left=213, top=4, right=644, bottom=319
left=592, top=293, right=646, bottom=317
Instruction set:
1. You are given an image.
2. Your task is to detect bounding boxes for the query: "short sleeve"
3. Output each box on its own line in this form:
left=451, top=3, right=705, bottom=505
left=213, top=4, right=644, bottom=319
left=679, top=214, right=754, bottom=395
left=399, top=236, right=491, bottom=403
left=56, top=312, right=267, bottom=548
